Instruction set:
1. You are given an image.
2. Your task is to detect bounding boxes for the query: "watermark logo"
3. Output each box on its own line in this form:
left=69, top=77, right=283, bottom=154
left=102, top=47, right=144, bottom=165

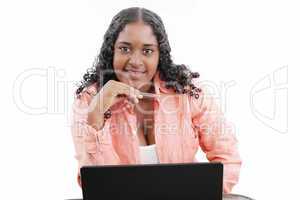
left=250, top=66, right=288, bottom=134
left=12, top=66, right=288, bottom=135
left=13, top=67, right=75, bottom=118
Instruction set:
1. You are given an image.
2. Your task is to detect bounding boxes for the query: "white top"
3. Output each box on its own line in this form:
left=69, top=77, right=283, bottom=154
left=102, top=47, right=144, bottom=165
left=139, top=144, right=159, bottom=164
left=139, top=144, right=203, bottom=164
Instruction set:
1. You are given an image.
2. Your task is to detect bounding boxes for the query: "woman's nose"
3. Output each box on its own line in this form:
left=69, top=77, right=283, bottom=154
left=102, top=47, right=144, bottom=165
left=128, top=51, right=143, bottom=67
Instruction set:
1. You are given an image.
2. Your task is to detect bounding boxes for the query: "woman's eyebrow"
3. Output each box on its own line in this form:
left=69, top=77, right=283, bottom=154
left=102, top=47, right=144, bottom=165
left=117, top=41, right=157, bottom=47
left=144, top=43, right=157, bottom=47
left=117, top=41, right=131, bottom=46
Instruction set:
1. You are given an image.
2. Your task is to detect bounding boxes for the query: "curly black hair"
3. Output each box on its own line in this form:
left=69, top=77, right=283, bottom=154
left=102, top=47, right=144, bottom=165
left=76, top=7, right=201, bottom=98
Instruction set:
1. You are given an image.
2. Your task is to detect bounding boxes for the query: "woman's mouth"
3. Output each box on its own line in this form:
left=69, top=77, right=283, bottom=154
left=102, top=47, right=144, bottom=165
left=124, top=69, right=146, bottom=73
left=124, top=69, right=146, bottom=79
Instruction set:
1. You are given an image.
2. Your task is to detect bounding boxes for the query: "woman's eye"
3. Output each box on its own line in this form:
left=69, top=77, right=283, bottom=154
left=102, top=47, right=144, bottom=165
left=143, top=49, right=154, bottom=55
left=119, top=47, right=130, bottom=53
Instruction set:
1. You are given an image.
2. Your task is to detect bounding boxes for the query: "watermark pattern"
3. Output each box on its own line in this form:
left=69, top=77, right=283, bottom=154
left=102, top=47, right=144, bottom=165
left=12, top=67, right=76, bottom=123
left=12, top=66, right=288, bottom=135
left=250, top=66, right=288, bottom=134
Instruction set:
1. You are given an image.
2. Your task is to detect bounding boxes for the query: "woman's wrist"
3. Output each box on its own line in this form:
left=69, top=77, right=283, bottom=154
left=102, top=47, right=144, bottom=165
left=87, top=89, right=113, bottom=131
left=87, top=107, right=112, bottom=131
left=87, top=110, right=103, bottom=130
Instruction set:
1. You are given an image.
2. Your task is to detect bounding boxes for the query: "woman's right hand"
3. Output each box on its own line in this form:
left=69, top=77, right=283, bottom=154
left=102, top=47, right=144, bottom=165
left=87, top=80, right=143, bottom=130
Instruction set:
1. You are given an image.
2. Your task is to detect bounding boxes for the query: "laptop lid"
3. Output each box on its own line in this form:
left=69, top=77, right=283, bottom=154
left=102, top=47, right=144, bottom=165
left=81, top=162, right=223, bottom=200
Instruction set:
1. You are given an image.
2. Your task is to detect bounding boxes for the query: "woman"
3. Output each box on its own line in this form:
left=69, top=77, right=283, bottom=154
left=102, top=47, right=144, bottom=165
left=71, top=7, right=241, bottom=193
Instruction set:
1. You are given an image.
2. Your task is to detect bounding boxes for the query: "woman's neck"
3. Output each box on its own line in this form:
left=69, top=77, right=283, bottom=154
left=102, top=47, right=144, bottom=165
left=138, top=81, right=155, bottom=93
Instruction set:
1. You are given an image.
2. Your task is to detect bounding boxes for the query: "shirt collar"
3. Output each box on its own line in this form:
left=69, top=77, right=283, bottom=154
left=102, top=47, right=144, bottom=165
left=153, top=71, right=175, bottom=95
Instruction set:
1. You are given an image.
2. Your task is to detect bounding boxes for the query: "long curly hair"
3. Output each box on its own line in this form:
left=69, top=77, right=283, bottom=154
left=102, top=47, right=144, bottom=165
left=76, top=7, right=201, bottom=98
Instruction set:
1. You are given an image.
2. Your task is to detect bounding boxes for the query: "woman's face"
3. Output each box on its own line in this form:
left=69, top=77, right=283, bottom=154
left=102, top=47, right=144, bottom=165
left=113, top=21, right=159, bottom=92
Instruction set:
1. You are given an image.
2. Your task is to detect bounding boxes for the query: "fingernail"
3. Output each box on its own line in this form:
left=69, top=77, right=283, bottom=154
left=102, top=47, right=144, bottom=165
left=138, top=94, right=143, bottom=99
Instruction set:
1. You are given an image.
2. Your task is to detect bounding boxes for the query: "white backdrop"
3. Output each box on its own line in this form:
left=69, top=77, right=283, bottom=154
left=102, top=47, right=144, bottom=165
left=0, top=0, right=299, bottom=199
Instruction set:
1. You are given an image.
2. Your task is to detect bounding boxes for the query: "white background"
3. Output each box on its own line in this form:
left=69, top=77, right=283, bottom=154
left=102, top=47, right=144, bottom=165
left=0, top=0, right=299, bottom=199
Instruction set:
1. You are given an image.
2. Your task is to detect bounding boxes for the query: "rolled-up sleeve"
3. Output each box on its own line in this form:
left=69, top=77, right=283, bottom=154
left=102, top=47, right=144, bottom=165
left=70, top=91, right=120, bottom=187
left=190, top=85, right=242, bottom=193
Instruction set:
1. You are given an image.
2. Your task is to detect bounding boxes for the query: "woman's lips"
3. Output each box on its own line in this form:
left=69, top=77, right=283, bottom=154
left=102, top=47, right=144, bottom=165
left=125, top=69, right=146, bottom=73
left=124, top=69, right=146, bottom=79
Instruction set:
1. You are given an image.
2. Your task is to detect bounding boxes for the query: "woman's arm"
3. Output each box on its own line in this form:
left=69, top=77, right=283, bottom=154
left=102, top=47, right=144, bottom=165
left=71, top=89, right=120, bottom=187
left=190, top=84, right=242, bottom=193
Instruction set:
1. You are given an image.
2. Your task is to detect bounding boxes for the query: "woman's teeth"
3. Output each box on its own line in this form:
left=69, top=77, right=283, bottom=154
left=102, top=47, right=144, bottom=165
left=125, top=69, right=146, bottom=79
left=125, top=69, right=145, bottom=73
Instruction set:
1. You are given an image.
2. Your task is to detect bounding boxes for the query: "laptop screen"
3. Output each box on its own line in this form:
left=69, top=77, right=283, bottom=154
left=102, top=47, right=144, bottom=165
left=81, top=162, right=223, bottom=200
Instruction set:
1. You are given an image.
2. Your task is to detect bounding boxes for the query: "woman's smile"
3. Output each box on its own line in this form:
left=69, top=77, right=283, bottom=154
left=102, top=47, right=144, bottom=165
left=124, top=68, right=147, bottom=79
left=113, top=21, right=159, bottom=91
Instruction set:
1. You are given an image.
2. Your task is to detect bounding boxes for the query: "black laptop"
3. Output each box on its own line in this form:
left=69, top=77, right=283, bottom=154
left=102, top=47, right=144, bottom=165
left=80, top=162, right=223, bottom=200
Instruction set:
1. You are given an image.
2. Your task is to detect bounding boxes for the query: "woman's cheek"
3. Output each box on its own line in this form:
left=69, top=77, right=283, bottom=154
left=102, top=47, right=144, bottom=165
left=113, top=56, right=128, bottom=74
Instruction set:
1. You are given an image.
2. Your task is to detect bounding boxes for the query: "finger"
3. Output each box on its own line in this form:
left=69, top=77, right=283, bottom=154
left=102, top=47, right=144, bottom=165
left=126, top=103, right=132, bottom=109
left=128, top=95, right=139, bottom=104
left=117, top=82, right=141, bottom=96
left=117, top=85, right=141, bottom=100
left=129, top=86, right=141, bottom=98
left=134, top=97, right=139, bottom=104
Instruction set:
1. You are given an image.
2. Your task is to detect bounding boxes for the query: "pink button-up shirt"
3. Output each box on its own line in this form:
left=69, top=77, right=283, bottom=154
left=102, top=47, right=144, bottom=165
left=71, top=71, right=242, bottom=193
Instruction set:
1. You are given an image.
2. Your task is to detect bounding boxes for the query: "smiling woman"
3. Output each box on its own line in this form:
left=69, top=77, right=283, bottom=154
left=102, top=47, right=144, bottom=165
left=71, top=7, right=242, bottom=194
left=76, top=7, right=200, bottom=96
left=113, top=21, right=159, bottom=91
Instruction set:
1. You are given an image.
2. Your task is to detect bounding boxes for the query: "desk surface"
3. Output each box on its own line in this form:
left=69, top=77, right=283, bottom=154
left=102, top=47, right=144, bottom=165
left=67, top=194, right=254, bottom=200
left=223, top=194, right=254, bottom=199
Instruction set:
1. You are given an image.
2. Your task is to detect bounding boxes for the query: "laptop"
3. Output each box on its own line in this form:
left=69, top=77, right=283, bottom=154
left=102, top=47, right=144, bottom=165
left=80, top=162, right=223, bottom=200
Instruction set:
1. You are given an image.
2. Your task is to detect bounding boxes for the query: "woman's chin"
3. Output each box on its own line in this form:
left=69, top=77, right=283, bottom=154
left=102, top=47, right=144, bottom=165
left=127, top=80, right=153, bottom=92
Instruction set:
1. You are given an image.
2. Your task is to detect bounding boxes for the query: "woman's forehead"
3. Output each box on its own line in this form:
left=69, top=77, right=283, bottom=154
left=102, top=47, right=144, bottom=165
left=116, top=22, right=158, bottom=46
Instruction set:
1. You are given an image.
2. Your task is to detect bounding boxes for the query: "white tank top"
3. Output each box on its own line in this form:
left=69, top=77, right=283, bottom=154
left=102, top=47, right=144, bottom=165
left=139, top=144, right=159, bottom=164
left=139, top=144, right=204, bottom=164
